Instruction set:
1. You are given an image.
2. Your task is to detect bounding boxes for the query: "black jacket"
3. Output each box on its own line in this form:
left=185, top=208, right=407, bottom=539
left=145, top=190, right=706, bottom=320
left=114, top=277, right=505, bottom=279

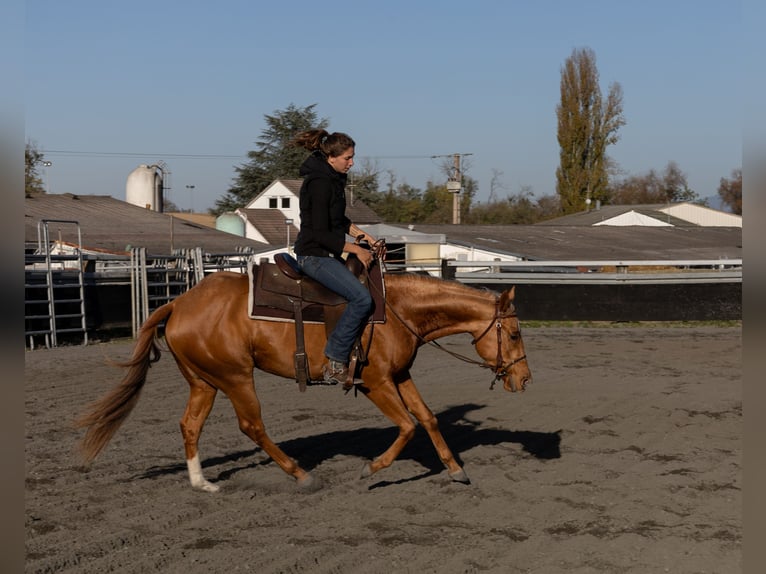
left=293, top=150, right=351, bottom=257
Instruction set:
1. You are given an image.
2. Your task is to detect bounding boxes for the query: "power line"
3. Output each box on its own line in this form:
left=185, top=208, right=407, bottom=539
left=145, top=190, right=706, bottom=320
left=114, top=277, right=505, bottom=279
left=42, top=149, right=441, bottom=161
left=43, top=150, right=245, bottom=160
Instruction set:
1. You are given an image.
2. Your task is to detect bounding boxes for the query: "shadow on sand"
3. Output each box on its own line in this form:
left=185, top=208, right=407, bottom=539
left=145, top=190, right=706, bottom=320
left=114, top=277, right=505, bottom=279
left=135, top=403, right=561, bottom=488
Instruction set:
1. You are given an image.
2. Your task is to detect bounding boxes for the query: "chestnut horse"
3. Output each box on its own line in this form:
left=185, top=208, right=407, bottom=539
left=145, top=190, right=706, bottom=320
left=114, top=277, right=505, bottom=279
left=76, top=270, right=531, bottom=491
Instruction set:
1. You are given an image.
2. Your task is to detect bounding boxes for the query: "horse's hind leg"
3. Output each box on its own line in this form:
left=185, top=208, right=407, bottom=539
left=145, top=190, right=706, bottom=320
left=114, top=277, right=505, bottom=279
left=177, top=363, right=220, bottom=492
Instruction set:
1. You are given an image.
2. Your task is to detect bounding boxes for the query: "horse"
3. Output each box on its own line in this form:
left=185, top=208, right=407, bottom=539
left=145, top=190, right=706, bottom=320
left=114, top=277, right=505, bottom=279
left=76, top=269, right=532, bottom=491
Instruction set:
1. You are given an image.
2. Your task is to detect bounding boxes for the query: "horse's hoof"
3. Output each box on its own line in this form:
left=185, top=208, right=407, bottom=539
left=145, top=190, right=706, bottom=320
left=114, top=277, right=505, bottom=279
left=359, top=462, right=374, bottom=479
left=449, top=468, right=471, bottom=484
left=297, top=473, right=322, bottom=492
left=192, top=480, right=220, bottom=493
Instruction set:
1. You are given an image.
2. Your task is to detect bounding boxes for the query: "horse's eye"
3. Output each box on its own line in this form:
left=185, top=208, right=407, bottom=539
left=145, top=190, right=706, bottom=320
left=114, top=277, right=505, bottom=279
left=509, top=331, right=520, bottom=342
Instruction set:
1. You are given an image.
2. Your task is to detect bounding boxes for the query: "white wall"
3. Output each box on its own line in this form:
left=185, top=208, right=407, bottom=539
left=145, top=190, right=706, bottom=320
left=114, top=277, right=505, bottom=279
left=245, top=181, right=301, bottom=224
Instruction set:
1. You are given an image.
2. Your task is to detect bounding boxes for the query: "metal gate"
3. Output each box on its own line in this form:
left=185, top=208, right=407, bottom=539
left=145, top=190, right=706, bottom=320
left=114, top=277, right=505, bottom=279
left=24, top=220, right=88, bottom=349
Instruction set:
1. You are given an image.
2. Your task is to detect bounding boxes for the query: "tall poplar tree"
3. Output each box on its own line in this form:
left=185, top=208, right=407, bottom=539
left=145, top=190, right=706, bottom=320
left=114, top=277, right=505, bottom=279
left=555, top=48, right=625, bottom=213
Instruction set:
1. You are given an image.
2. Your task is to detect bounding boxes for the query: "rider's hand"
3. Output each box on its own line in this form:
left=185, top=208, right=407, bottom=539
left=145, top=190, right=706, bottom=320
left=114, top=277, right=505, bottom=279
left=346, top=242, right=373, bottom=268
left=354, top=244, right=373, bottom=268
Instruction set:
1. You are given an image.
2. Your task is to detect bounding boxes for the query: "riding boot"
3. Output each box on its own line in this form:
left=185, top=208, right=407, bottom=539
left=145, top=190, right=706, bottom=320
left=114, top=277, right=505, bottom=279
left=322, top=360, right=348, bottom=386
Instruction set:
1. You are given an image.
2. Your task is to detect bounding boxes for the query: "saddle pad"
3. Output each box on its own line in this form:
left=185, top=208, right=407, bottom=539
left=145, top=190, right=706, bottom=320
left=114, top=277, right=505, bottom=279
left=248, top=303, right=326, bottom=324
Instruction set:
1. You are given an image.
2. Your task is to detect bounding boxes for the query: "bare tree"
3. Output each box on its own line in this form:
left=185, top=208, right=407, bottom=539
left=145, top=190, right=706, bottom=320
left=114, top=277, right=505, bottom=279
left=717, top=168, right=742, bottom=214
left=555, top=47, right=625, bottom=213
left=25, top=141, right=47, bottom=196
left=489, top=168, right=506, bottom=203
left=609, top=161, right=699, bottom=205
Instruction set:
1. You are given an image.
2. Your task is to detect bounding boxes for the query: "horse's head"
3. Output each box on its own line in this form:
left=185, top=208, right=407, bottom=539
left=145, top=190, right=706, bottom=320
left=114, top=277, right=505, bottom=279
left=472, top=287, right=532, bottom=393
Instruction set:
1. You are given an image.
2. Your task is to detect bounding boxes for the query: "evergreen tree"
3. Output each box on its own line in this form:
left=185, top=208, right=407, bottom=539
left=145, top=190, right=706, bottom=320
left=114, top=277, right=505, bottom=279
left=213, top=103, right=328, bottom=215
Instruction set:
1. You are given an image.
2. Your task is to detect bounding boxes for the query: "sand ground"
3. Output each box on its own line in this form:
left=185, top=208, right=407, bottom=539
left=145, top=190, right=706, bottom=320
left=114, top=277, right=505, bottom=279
left=25, top=325, right=741, bottom=573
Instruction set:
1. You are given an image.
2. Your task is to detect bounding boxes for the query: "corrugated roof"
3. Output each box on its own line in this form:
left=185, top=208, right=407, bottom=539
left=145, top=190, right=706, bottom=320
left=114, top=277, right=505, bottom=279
left=396, top=224, right=742, bottom=261
left=25, top=194, right=741, bottom=262
left=25, top=193, right=271, bottom=255
left=165, top=212, right=217, bottom=228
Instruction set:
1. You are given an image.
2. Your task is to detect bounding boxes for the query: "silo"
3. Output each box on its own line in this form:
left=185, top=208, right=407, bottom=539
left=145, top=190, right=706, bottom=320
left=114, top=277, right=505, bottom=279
left=126, top=164, right=163, bottom=211
left=216, top=212, right=246, bottom=236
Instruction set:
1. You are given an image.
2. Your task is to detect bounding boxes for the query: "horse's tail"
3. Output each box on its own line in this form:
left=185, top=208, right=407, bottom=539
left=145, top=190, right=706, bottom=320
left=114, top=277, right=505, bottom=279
left=75, top=301, right=175, bottom=463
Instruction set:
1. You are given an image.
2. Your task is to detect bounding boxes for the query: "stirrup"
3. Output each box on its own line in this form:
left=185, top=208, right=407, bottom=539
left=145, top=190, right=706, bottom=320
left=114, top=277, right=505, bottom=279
left=343, top=354, right=361, bottom=392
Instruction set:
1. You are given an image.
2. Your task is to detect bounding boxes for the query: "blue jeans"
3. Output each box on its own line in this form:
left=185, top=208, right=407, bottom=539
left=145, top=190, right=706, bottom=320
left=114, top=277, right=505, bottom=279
left=296, top=255, right=373, bottom=364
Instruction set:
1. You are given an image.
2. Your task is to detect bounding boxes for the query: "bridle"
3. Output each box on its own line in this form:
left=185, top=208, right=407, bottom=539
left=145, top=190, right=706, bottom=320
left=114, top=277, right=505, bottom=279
left=360, top=241, right=526, bottom=389
left=468, top=297, right=527, bottom=389
left=381, top=288, right=527, bottom=390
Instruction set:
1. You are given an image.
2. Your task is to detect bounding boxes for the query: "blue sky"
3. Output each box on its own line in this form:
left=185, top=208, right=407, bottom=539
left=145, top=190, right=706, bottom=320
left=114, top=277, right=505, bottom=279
left=25, top=0, right=742, bottom=212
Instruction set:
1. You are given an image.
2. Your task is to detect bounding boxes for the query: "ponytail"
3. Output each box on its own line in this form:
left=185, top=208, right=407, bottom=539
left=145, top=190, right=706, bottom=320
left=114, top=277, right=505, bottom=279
left=291, top=129, right=355, bottom=158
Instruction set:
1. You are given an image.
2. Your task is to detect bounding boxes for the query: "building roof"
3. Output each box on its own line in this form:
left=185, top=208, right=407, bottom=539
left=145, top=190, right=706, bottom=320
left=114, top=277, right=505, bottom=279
left=239, top=208, right=299, bottom=245
left=165, top=212, right=217, bottom=229
left=535, top=204, right=692, bottom=227
left=592, top=210, right=673, bottom=227
left=536, top=202, right=741, bottom=228
left=275, top=178, right=382, bottom=224
left=396, top=224, right=742, bottom=261
left=25, top=193, right=271, bottom=255
left=25, top=194, right=741, bottom=262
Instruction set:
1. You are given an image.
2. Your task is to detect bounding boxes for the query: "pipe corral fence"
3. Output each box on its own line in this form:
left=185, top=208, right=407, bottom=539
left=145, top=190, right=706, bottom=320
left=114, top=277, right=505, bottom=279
left=25, top=233, right=742, bottom=349
left=25, top=220, right=258, bottom=349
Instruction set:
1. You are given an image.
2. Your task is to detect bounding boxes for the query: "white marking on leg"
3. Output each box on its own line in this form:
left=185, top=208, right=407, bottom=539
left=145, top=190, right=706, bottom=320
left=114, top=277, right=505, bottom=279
left=186, top=454, right=220, bottom=492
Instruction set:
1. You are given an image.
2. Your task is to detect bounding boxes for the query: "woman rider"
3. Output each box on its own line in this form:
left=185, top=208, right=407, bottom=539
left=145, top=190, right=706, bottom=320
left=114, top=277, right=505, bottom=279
left=291, top=129, right=379, bottom=388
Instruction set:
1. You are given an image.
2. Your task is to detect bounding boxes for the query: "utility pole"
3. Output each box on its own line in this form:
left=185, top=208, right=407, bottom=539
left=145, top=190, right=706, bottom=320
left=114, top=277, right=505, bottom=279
left=185, top=185, right=196, bottom=212
left=433, top=152, right=472, bottom=224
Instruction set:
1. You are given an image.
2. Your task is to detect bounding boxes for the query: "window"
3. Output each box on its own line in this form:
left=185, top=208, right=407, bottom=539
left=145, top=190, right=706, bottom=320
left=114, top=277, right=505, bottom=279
left=281, top=197, right=291, bottom=209
left=268, top=198, right=277, bottom=208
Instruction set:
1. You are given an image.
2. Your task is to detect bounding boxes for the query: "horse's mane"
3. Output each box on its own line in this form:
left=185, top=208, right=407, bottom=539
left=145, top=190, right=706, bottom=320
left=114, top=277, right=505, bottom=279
left=384, top=272, right=495, bottom=300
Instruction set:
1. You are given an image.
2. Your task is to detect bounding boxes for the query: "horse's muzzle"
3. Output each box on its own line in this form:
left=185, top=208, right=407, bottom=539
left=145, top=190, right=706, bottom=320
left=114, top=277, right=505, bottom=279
left=504, top=367, right=532, bottom=393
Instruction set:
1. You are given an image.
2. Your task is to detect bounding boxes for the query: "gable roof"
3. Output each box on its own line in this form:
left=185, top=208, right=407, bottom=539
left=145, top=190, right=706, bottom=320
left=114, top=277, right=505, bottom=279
left=277, top=179, right=303, bottom=195
left=255, top=178, right=382, bottom=225
left=659, top=202, right=742, bottom=226
left=536, top=204, right=693, bottom=227
left=345, top=194, right=382, bottom=224
left=592, top=210, right=673, bottom=227
left=239, top=208, right=299, bottom=245
left=25, top=193, right=271, bottom=255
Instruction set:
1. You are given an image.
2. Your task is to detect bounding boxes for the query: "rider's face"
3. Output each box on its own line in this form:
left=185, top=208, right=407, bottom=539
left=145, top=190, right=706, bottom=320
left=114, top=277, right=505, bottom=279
left=327, top=147, right=355, bottom=174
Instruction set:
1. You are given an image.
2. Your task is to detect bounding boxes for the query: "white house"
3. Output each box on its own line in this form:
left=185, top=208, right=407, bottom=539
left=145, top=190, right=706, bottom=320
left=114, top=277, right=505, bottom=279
left=213, top=179, right=383, bottom=261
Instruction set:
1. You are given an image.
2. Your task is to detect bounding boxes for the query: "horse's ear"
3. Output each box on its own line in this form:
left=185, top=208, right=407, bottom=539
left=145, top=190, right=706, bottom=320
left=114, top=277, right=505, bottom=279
left=499, top=286, right=516, bottom=311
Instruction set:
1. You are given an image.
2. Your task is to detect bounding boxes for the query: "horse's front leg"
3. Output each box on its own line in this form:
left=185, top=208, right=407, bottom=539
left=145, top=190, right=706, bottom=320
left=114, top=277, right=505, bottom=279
left=394, top=375, right=470, bottom=483
left=357, top=379, right=419, bottom=478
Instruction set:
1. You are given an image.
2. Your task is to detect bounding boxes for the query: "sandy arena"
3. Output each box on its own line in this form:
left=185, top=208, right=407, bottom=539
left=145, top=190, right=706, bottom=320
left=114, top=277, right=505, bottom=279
left=25, top=325, right=741, bottom=574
